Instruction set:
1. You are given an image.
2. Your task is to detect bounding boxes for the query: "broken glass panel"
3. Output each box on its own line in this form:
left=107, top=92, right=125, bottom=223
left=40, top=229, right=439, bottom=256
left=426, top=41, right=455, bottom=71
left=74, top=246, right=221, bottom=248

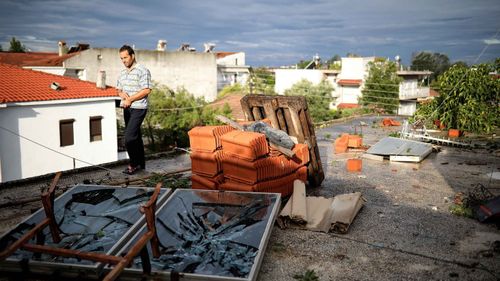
left=116, top=189, right=280, bottom=281
left=0, top=184, right=169, bottom=277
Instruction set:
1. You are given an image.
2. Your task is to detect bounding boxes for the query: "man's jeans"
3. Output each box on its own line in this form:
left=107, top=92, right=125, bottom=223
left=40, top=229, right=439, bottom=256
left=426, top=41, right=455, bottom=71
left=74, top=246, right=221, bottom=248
left=124, top=108, right=147, bottom=169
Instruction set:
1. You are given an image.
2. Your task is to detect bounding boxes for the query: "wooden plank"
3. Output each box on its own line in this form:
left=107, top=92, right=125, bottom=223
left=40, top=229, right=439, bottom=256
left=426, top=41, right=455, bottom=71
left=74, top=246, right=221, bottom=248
left=263, top=102, right=280, bottom=128
left=276, top=108, right=288, bottom=133
left=240, top=101, right=255, bottom=121
left=288, top=105, right=305, bottom=143
left=252, top=106, right=263, bottom=120
left=283, top=108, right=297, bottom=137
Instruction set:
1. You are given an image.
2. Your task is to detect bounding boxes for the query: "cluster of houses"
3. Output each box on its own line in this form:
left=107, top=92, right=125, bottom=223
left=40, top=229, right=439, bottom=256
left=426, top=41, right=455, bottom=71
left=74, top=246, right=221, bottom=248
left=0, top=40, right=433, bottom=183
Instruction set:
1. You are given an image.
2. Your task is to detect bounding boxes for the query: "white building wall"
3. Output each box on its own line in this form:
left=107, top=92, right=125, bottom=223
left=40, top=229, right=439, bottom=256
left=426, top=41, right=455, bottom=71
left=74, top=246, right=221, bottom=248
left=0, top=99, right=118, bottom=183
left=274, top=69, right=325, bottom=95
left=337, top=57, right=374, bottom=80
left=340, top=87, right=360, bottom=104
left=63, top=48, right=218, bottom=102
left=217, top=52, right=246, bottom=66
left=398, top=101, right=417, bottom=116
left=24, top=67, right=87, bottom=80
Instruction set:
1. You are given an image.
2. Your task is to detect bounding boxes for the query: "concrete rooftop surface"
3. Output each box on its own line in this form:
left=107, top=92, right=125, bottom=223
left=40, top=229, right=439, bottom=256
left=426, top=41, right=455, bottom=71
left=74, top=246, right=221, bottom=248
left=0, top=115, right=499, bottom=280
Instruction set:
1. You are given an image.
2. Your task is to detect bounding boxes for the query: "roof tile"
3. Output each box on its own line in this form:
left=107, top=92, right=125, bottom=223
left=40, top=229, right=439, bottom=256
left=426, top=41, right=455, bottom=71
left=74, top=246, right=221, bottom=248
left=0, top=63, right=118, bottom=103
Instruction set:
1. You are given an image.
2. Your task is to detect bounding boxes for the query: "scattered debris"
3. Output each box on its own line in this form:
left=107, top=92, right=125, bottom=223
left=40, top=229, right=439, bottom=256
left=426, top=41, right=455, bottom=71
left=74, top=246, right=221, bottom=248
left=347, top=159, right=362, bottom=172
left=400, top=120, right=471, bottom=148
left=382, top=118, right=401, bottom=126
left=279, top=180, right=365, bottom=233
left=365, top=137, right=433, bottom=163
left=450, top=184, right=500, bottom=223
left=362, top=153, right=384, bottom=162
left=0, top=180, right=168, bottom=280
left=448, top=129, right=464, bottom=138
left=118, top=189, right=280, bottom=280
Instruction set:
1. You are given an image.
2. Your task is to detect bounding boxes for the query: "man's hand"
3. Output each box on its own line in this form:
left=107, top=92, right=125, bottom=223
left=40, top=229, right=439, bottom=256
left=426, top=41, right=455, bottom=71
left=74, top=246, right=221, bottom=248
left=118, top=91, right=129, bottom=100
left=122, top=97, right=132, bottom=108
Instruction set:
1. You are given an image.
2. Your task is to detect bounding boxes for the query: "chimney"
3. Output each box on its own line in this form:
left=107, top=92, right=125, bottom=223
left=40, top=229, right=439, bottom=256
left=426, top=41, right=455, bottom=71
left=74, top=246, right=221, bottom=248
left=178, top=43, right=190, bottom=51
left=157, top=39, right=167, bottom=51
left=96, top=71, right=106, bottom=89
left=58, top=40, right=67, bottom=56
left=203, top=43, right=215, bottom=53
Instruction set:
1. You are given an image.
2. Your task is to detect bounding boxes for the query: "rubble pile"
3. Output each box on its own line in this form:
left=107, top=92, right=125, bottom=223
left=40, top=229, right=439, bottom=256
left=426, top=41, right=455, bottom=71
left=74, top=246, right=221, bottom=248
left=188, top=125, right=310, bottom=196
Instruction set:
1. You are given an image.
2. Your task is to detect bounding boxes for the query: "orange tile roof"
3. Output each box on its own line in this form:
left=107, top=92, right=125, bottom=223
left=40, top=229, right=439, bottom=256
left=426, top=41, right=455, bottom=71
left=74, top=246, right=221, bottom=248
left=0, top=52, right=77, bottom=67
left=337, top=79, right=362, bottom=86
left=0, top=63, right=118, bottom=104
left=208, top=94, right=245, bottom=120
left=216, top=52, right=237, bottom=59
left=337, top=103, right=360, bottom=109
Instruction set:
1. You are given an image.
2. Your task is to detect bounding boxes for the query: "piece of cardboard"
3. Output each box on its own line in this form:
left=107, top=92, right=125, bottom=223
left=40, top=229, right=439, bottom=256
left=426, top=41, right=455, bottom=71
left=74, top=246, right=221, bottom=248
left=279, top=180, right=365, bottom=233
left=329, top=192, right=365, bottom=233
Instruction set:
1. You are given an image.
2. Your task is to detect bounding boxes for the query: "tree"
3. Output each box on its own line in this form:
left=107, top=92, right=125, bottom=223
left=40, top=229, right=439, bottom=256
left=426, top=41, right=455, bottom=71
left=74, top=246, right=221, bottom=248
left=0, top=44, right=3, bottom=52
left=360, top=61, right=402, bottom=114
left=411, top=51, right=450, bottom=81
left=326, top=54, right=341, bottom=70
left=144, top=86, right=231, bottom=149
left=218, top=83, right=245, bottom=99
left=296, top=60, right=312, bottom=69
left=284, top=79, right=336, bottom=122
left=8, top=37, right=26, bottom=52
left=451, top=61, right=468, bottom=68
left=247, top=67, right=276, bottom=95
left=346, top=52, right=360, bottom=58
left=414, top=63, right=499, bottom=133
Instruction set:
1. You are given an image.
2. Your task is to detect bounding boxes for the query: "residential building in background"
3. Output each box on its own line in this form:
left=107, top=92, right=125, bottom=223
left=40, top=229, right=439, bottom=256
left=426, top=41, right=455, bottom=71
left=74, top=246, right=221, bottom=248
left=63, top=47, right=218, bottom=102
left=333, top=57, right=375, bottom=108
left=274, top=69, right=339, bottom=96
left=216, top=52, right=250, bottom=92
left=397, top=70, right=432, bottom=115
left=0, top=63, right=118, bottom=183
left=1, top=41, right=219, bottom=102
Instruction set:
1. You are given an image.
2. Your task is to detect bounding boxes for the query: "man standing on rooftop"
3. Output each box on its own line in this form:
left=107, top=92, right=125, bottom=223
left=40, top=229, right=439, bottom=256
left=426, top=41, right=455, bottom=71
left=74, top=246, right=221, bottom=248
left=117, top=44, right=151, bottom=175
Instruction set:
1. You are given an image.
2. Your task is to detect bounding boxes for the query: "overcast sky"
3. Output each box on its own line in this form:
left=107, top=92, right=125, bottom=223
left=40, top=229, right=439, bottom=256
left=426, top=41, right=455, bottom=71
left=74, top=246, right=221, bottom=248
left=1, top=0, right=499, bottom=66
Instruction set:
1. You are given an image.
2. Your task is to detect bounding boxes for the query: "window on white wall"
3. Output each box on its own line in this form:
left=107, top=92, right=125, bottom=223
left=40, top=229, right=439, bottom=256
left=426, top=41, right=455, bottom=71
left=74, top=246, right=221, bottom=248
left=60, top=119, right=75, bottom=146
left=90, top=116, right=103, bottom=142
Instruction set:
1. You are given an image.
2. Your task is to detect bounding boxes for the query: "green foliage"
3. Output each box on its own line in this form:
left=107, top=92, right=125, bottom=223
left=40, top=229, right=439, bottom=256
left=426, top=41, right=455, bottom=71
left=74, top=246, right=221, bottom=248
left=346, top=52, right=360, bottom=58
left=296, top=60, right=312, bottom=69
left=0, top=44, right=3, bottom=52
left=413, top=63, right=499, bottom=133
left=449, top=204, right=473, bottom=218
left=144, top=173, right=191, bottom=189
left=247, top=67, right=276, bottom=95
left=8, top=37, right=26, bottom=52
left=284, top=79, right=336, bottom=122
left=410, top=101, right=438, bottom=128
left=388, top=132, right=400, bottom=137
left=339, top=107, right=372, bottom=118
left=360, top=61, right=402, bottom=114
left=328, top=63, right=341, bottom=70
left=293, top=269, right=319, bottom=281
left=326, top=54, right=340, bottom=64
left=411, top=51, right=450, bottom=81
left=218, top=83, right=244, bottom=99
left=326, top=54, right=341, bottom=70
left=144, top=85, right=232, bottom=149
left=451, top=61, right=468, bottom=68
